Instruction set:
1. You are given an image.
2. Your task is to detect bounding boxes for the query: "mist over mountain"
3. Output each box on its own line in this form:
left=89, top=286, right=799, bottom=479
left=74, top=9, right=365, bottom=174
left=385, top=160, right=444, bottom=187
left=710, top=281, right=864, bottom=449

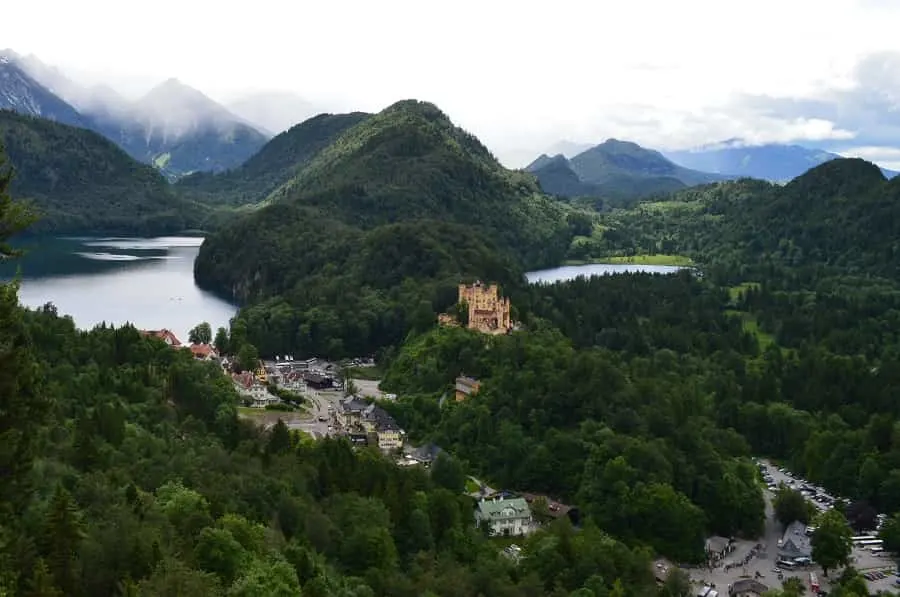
left=1, top=50, right=269, bottom=177
left=544, top=140, right=593, bottom=158
left=227, top=91, right=319, bottom=136
left=0, top=50, right=88, bottom=129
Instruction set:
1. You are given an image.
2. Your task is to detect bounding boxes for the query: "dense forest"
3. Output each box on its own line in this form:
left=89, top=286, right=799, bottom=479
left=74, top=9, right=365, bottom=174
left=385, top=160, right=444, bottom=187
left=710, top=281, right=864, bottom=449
left=0, top=144, right=664, bottom=597
left=5, top=95, right=900, bottom=596
left=194, top=100, right=575, bottom=360
left=0, top=110, right=206, bottom=235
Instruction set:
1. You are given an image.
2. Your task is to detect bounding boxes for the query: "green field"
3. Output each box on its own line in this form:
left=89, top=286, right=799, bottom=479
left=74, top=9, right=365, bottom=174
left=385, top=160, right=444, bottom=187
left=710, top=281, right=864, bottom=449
left=565, top=254, right=693, bottom=267
left=728, top=282, right=762, bottom=302
left=725, top=310, right=775, bottom=350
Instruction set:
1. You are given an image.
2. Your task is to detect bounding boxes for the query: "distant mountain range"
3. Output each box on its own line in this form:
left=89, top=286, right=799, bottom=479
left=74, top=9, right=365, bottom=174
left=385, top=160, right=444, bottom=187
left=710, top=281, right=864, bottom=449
left=665, top=139, right=899, bottom=181
left=526, top=139, right=728, bottom=201
left=0, top=49, right=286, bottom=178
left=537, top=138, right=900, bottom=185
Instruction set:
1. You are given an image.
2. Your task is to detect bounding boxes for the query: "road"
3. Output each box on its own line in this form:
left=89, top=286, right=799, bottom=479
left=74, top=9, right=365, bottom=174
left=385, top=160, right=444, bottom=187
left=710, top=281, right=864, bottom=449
left=282, top=388, right=346, bottom=438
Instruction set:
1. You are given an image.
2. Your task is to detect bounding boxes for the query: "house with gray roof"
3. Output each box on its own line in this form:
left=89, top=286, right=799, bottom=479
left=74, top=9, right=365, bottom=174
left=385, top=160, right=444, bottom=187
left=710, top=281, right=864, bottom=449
left=729, top=579, right=768, bottom=597
left=778, top=520, right=811, bottom=559
left=475, top=496, right=533, bottom=537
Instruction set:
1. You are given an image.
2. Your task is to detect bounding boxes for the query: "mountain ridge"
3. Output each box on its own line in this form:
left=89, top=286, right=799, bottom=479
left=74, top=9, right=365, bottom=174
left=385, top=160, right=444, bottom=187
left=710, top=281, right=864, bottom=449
left=175, top=111, right=372, bottom=205
left=193, top=99, right=574, bottom=358
left=525, top=138, right=725, bottom=201
left=0, top=109, right=199, bottom=234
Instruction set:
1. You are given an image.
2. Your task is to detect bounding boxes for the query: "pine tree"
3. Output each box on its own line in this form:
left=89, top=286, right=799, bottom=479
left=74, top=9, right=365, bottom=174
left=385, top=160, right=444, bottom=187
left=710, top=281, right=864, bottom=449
left=0, top=147, right=46, bottom=515
left=26, top=559, right=62, bottom=597
left=267, top=419, right=292, bottom=456
left=41, top=486, right=85, bottom=594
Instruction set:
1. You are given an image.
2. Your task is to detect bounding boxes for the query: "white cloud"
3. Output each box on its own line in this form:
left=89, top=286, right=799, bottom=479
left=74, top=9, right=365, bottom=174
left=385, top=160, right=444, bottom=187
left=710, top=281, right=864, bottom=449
left=838, top=146, right=900, bottom=171
left=6, top=0, right=900, bottom=166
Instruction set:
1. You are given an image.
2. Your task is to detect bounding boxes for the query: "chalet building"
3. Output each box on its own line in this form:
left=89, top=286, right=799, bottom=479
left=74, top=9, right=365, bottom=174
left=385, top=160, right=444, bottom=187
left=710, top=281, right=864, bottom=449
left=455, top=376, right=481, bottom=402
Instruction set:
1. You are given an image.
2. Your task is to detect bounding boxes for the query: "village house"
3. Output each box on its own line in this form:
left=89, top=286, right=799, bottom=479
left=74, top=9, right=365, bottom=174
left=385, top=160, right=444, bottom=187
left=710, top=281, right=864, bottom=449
left=339, top=397, right=405, bottom=451
left=475, top=495, right=533, bottom=537
left=455, top=376, right=481, bottom=402
left=188, top=343, right=218, bottom=361
left=303, top=372, right=333, bottom=390
left=728, top=579, right=769, bottom=597
left=705, top=535, right=733, bottom=563
left=232, top=371, right=279, bottom=408
left=140, top=329, right=183, bottom=347
left=778, top=521, right=811, bottom=559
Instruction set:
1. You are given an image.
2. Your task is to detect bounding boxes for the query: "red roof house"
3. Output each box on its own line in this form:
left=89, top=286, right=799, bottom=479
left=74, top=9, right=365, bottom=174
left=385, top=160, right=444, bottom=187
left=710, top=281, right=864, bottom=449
left=141, top=329, right=183, bottom=347
left=189, top=343, right=218, bottom=359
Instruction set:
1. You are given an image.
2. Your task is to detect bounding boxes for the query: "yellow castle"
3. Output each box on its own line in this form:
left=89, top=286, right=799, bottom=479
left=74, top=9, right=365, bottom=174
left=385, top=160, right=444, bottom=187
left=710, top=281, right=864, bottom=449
left=439, top=281, right=513, bottom=335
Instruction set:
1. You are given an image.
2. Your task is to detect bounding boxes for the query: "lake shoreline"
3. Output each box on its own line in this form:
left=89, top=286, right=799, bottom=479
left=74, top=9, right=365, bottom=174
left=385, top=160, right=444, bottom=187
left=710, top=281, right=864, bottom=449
left=525, top=261, right=688, bottom=284
left=5, top=236, right=238, bottom=343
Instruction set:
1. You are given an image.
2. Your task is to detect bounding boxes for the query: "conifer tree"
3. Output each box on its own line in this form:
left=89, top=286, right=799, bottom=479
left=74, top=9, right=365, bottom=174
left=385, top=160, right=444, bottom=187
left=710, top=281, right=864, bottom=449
left=0, top=147, right=45, bottom=513
left=41, top=486, right=86, bottom=594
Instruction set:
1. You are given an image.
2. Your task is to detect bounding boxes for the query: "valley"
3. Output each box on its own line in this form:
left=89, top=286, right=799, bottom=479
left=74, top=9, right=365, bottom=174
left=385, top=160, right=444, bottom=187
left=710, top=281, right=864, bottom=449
left=2, top=40, right=900, bottom=597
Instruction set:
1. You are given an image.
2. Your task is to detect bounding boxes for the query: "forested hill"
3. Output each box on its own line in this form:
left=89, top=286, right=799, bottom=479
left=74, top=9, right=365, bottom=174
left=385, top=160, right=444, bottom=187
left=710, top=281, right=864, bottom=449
left=577, top=157, right=900, bottom=284
left=0, top=110, right=199, bottom=235
left=174, top=112, right=371, bottom=205
left=194, top=99, right=574, bottom=359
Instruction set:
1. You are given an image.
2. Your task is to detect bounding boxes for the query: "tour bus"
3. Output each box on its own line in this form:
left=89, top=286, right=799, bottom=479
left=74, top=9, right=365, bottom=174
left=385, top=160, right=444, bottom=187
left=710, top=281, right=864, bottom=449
left=852, top=535, right=877, bottom=544
left=859, top=539, right=883, bottom=548
left=810, top=572, right=820, bottom=593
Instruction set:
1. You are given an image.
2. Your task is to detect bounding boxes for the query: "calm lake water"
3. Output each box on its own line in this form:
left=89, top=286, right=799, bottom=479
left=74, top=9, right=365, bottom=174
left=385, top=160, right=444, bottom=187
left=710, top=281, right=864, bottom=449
left=0, top=236, right=237, bottom=343
left=525, top=262, right=685, bottom=284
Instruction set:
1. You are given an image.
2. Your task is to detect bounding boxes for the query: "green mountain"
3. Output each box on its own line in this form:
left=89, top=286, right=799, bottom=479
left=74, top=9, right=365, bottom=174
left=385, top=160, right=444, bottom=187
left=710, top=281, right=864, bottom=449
left=195, top=99, right=573, bottom=358
left=580, top=157, right=900, bottom=282
left=526, top=139, right=727, bottom=201
left=0, top=109, right=199, bottom=234
left=174, top=112, right=370, bottom=205
left=571, top=139, right=725, bottom=186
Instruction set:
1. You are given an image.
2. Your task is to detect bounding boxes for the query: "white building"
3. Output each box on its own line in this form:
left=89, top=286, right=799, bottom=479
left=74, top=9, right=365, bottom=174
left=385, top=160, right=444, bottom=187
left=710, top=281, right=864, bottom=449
left=475, top=496, right=533, bottom=537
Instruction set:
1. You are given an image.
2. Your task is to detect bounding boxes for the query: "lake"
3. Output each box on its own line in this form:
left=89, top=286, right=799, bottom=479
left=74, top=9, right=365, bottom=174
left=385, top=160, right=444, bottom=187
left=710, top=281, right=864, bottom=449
left=525, top=262, right=686, bottom=284
left=0, top=236, right=237, bottom=343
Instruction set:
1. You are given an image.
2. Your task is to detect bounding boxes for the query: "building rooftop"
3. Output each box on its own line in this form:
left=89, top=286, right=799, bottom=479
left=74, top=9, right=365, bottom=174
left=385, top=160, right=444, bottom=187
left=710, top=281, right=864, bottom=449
left=189, top=343, right=217, bottom=358
left=780, top=521, right=811, bottom=554
left=477, top=497, right=532, bottom=520
left=730, top=579, right=769, bottom=595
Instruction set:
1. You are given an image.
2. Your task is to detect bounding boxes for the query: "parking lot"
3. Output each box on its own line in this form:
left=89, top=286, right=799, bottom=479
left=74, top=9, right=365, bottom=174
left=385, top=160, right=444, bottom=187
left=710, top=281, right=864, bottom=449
left=683, top=459, right=897, bottom=596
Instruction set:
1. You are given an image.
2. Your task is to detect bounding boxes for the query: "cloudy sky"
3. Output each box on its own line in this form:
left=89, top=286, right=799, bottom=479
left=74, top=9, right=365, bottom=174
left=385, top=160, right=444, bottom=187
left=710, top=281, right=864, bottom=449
left=6, top=0, right=900, bottom=167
